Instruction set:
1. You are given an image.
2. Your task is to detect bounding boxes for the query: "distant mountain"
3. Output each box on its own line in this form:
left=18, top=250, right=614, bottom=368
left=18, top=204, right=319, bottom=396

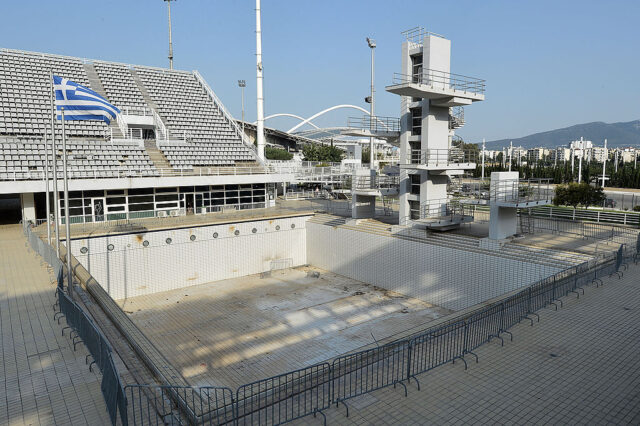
left=484, top=120, right=640, bottom=150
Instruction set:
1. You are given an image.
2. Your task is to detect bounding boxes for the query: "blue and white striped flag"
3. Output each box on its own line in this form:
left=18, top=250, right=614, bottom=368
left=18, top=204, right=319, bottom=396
left=53, top=75, right=120, bottom=123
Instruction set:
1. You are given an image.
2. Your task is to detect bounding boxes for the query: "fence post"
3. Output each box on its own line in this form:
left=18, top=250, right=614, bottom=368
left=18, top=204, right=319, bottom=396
left=597, top=211, right=600, bottom=223
left=406, top=340, right=413, bottom=381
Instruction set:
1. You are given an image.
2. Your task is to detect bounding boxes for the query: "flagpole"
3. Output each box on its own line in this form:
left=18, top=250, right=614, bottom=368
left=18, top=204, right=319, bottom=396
left=50, top=71, right=60, bottom=257
left=44, top=135, right=51, bottom=244
left=61, top=107, right=73, bottom=298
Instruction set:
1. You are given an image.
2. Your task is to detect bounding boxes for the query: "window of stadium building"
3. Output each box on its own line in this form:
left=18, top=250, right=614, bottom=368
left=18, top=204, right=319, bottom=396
left=56, top=184, right=266, bottom=223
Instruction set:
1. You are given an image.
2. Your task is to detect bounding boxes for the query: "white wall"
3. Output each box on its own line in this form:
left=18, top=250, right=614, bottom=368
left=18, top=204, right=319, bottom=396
left=20, top=192, right=36, bottom=222
left=307, top=222, right=560, bottom=311
left=73, top=216, right=309, bottom=300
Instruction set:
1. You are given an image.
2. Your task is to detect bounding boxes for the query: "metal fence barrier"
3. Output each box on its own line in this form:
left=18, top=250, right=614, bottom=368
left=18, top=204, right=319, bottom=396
left=236, top=364, right=331, bottom=425
left=55, top=288, right=128, bottom=425
left=22, top=220, right=638, bottom=426
left=23, top=222, right=127, bottom=425
left=332, top=340, right=410, bottom=414
left=125, top=385, right=235, bottom=425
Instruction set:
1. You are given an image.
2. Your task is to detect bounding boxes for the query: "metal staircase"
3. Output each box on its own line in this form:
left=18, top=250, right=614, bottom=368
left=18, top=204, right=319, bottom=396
left=83, top=63, right=123, bottom=139
left=449, top=106, right=465, bottom=130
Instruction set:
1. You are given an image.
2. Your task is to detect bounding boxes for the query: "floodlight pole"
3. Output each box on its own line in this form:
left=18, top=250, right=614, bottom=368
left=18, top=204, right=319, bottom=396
left=165, top=0, right=175, bottom=69
left=367, top=37, right=376, bottom=170
left=255, top=0, right=265, bottom=161
left=509, top=141, right=512, bottom=172
left=238, top=80, right=246, bottom=141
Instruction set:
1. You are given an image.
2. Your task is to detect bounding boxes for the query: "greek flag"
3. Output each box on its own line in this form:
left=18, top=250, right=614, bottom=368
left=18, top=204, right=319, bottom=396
left=53, top=75, right=120, bottom=123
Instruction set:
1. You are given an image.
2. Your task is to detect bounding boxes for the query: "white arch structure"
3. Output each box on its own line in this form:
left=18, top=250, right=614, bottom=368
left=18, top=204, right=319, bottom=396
left=287, top=104, right=371, bottom=133
left=256, top=104, right=394, bottom=134
left=257, top=113, right=321, bottom=129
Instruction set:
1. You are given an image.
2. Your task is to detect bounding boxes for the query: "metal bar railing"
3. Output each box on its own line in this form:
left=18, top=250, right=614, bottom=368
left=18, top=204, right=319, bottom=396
left=391, top=69, right=486, bottom=95
left=490, top=178, right=553, bottom=204
left=408, top=148, right=477, bottom=166
left=346, top=115, right=401, bottom=133
left=0, top=165, right=280, bottom=181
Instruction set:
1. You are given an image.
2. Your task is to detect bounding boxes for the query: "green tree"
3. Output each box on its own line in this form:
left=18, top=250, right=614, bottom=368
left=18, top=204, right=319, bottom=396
left=265, top=146, right=293, bottom=160
left=553, top=183, right=605, bottom=209
left=302, top=144, right=343, bottom=162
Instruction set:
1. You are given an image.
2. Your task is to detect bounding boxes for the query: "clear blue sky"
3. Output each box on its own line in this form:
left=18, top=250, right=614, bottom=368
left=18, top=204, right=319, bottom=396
left=2, top=1, right=638, bottom=142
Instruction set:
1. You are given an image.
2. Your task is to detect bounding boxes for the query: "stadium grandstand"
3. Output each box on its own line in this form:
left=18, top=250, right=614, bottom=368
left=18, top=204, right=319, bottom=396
left=0, top=48, right=291, bottom=224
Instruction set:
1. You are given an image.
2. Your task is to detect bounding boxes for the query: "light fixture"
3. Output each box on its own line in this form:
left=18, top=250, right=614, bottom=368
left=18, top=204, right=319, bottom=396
left=366, top=37, right=376, bottom=49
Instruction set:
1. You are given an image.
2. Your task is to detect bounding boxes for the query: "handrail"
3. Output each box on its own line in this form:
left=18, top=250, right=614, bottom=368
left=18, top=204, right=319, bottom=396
left=115, top=113, right=130, bottom=140
left=490, top=178, right=553, bottom=204
left=401, top=26, right=446, bottom=43
left=0, top=165, right=290, bottom=181
left=119, top=106, right=153, bottom=116
left=408, top=148, right=478, bottom=166
left=347, top=115, right=400, bottom=133
left=150, top=107, right=167, bottom=140
left=391, top=69, right=486, bottom=95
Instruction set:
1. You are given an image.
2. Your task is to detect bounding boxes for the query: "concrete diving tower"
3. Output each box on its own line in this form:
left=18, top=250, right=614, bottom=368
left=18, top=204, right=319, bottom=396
left=387, top=27, right=485, bottom=228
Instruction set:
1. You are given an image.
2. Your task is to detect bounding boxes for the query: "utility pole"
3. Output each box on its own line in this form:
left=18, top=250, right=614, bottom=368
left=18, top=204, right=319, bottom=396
left=164, top=0, right=176, bottom=69
left=255, top=0, right=265, bottom=161
left=367, top=37, right=376, bottom=170
left=509, top=141, right=512, bottom=172
left=578, top=149, right=583, bottom=183
left=601, top=139, right=607, bottom=188
left=571, top=147, right=575, bottom=175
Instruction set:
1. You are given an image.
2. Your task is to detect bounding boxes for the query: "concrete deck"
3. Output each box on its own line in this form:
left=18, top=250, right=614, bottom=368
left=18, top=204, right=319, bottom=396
left=120, top=266, right=452, bottom=389
left=36, top=205, right=314, bottom=239
left=0, top=225, right=110, bottom=425
left=295, top=261, right=640, bottom=425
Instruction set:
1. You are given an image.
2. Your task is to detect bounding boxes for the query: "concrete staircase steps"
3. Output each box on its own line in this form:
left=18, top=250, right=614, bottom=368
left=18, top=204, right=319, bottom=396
left=143, top=139, right=172, bottom=171
left=129, top=69, right=167, bottom=127
left=83, top=63, right=123, bottom=139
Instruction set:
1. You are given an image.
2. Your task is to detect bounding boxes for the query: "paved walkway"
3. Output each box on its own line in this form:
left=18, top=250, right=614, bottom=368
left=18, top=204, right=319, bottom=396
left=297, top=261, right=640, bottom=425
left=0, top=225, right=109, bottom=425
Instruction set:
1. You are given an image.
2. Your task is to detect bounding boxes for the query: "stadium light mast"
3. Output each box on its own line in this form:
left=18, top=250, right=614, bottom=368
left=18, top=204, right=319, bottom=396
left=165, top=0, right=176, bottom=69
left=255, top=0, right=265, bottom=161
left=366, top=37, right=376, bottom=170
left=238, top=80, right=246, bottom=141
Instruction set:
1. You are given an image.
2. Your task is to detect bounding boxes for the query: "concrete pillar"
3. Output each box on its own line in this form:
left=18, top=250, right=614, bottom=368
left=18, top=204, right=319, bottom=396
left=351, top=194, right=376, bottom=219
left=488, top=171, right=519, bottom=240
left=489, top=205, right=517, bottom=240
left=20, top=192, right=36, bottom=223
